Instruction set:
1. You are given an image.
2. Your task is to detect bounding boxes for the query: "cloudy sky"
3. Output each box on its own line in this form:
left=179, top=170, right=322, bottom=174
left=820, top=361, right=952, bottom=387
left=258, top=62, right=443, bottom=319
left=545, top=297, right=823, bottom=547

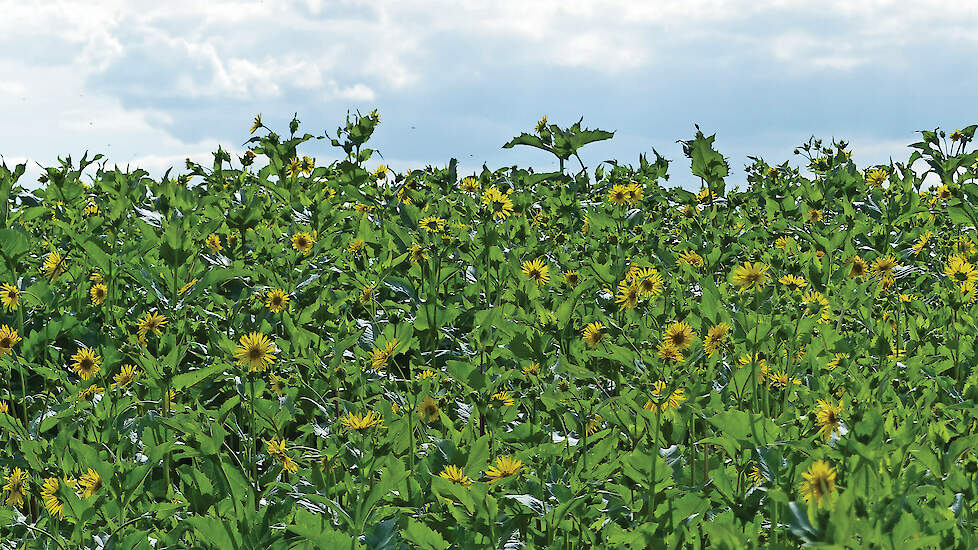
left=1, top=0, right=975, bottom=189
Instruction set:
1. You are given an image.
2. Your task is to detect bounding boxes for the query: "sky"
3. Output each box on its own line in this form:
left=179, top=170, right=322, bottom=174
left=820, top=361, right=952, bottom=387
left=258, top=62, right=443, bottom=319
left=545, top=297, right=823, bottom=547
left=1, top=0, right=976, bottom=190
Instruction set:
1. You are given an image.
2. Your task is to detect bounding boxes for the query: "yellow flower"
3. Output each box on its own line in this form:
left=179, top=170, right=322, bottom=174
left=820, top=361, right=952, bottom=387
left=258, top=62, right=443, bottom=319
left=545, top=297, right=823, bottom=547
left=911, top=230, right=932, bottom=256
left=420, top=216, right=446, bottom=232
left=815, top=399, right=843, bottom=441
left=418, top=396, right=440, bottom=422
left=0, top=325, right=20, bottom=359
left=249, top=113, right=262, bottom=134
left=90, top=282, right=108, bottom=305
left=485, top=456, right=523, bottom=483
left=0, top=401, right=7, bottom=414
left=521, top=258, right=550, bottom=286
left=137, top=311, right=168, bottom=337
left=582, top=322, right=605, bottom=347
left=369, top=339, right=398, bottom=371
left=112, top=364, right=140, bottom=389
left=535, top=114, right=548, bottom=134
left=71, top=347, right=101, bottom=380
left=233, top=332, right=277, bottom=372
left=779, top=274, right=807, bottom=289
left=739, top=354, right=769, bottom=380
left=827, top=353, right=845, bottom=371
left=656, top=343, right=684, bottom=363
left=265, top=289, right=290, bottom=313
left=340, top=411, right=385, bottom=432
left=42, top=251, right=65, bottom=280
left=521, top=362, right=540, bottom=377
left=847, top=256, right=868, bottom=278
left=482, top=187, right=514, bottom=221
left=78, top=384, right=104, bottom=401
left=359, top=282, right=377, bottom=304
left=870, top=255, right=898, bottom=280
left=663, top=321, right=696, bottom=350
left=564, top=270, right=580, bottom=289
left=807, top=208, right=822, bottom=222
left=372, top=164, right=388, bottom=179
left=677, top=250, right=703, bottom=268
left=775, top=236, right=795, bottom=253
left=265, top=438, right=299, bottom=473
left=748, top=464, right=766, bottom=487
left=732, top=261, right=769, bottom=292
left=801, top=289, right=832, bottom=324
left=347, top=239, right=365, bottom=253
left=461, top=176, right=480, bottom=194
left=625, top=183, right=644, bottom=205
left=864, top=167, right=888, bottom=187
left=632, top=267, right=663, bottom=297
left=41, top=477, right=63, bottom=519
left=704, top=323, right=730, bottom=356
left=3, top=468, right=28, bottom=508
left=418, top=369, right=437, bottom=380
left=945, top=254, right=978, bottom=291
left=77, top=468, right=102, bottom=498
left=409, top=242, right=428, bottom=265
left=614, top=280, right=641, bottom=311
left=608, top=184, right=629, bottom=206
left=643, top=380, right=686, bottom=412
left=438, top=464, right=472, bottom=487
left=291, top=232, right=316, bottom=255
left=206, top=233, right=222, bottom=253
left=799, top=460, right=837, bottom=509
left=285, top=156, right=302, bottom=178
left=0, top=283, right=19, bottom=310
left=957, top=235, right=976, bottom=255
left=491, top=391, right=515, bottom=407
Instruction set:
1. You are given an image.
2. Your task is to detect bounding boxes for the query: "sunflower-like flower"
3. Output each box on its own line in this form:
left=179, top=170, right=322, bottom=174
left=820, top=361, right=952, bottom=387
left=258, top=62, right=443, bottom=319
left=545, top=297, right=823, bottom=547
left=847, top=256, right=868, bottom=278
left=521, top=258, right=550, bottom=286
left=732, top=261, right=769, bottom=292
left=41, top=477, right=63, bottom=519
left=632, top=267, right=663, bottom=297
left=677, top=250, right=703, bottom=268
left=945, top=254, right=978, bottom=291
left=112, top=364, right=140, bottom=389
left=485, top=456, right=523, bottom=483
left=3, top=468, right=27, bottom=508
left=347, top=239, right=365, bottom=254
left=420, top=216, right=446, bottom=232
left=662, top=322, right=694, bottom=350
left=607, top=184, right=629, bottom=206
left=582, top=322, right=605, bottom=347
left=340, top=411, right=385, bottom=432
left=815, top=399, right=843, bottom=441
left=409, top=242, right=428, bottom=265
left=461, top=176, right=480, bottom=194
left=369, top=339, right=398, bottom=371
left=799, top=460, right=837, bottom=509
left=779, top=274, right=807, bottom=289
left=911, top=230, right=931, bottom=256
left=864, top=167, right=888, bottom=187
left=535, top=114, right=548, bottom=134
left=71, top=347, right=101, bottom=380
left=90, top=282, right=107, bottom=305
left=482, top=187, right=514, bottom=221
left=137, top=312, right=168, bottom=337
left=438, top=465, right=472, bottom=487
left=233, top=332, right=277, bottom=372
left=614, top=280, right=641, bottom=311
left=0, top=325, right=20, bottom=359
left=564, top=270, right=580, bottom=288
left=291, top=232, right=316, bottom=255
left=0, top=283, right=19, bottom=310
left=521, top=362, right=540, bottom=377
left=265, top=438, right=299, bottom=473
left=739, top=354, right=769, bottom=380
left=703, top=322, right=729, bottom=357
left=643, top=380, right=686, bottom=412
left=870, top=255, right=898, bottom=280
left=265, top=289, right=290, bottom=313
left=206, top=233, right=222, bottom=253
left=625, top=183, right=644, bottom=205
left=249, top=113, right=263, bottom=134
left=42, top=251, right=65, bottom=280
left=77, top=468, right=101, bottom=498
left=656, top=343, right=684, bottom=364
left=801, top=289, right=832, bottom=324
left=418, top=396, right=440, bottom=423
left=490, top=391, right=515, bottom=407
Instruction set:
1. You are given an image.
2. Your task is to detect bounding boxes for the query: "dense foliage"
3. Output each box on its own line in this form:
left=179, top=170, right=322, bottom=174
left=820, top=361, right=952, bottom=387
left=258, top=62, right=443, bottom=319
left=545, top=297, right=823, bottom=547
left=1, top=111, right=978, bottom=549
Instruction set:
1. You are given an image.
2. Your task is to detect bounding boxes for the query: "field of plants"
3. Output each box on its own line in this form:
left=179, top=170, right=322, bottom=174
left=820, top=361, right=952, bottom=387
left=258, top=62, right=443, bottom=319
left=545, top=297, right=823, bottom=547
left=0, top=110, right=977, bottom=549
